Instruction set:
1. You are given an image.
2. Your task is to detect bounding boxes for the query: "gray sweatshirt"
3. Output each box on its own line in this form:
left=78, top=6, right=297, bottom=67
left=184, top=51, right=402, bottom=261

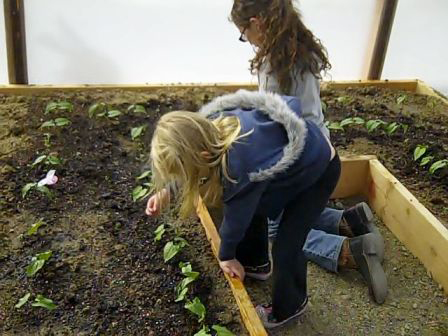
left=258, top=61, right=330, bottom=138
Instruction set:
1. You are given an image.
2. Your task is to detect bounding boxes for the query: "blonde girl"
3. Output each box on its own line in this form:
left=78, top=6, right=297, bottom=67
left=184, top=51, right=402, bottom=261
left=146, top=90, right=340, bottom=328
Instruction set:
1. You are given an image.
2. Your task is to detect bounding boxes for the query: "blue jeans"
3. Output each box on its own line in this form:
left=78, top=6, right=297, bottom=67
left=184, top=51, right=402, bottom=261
left=268, top=207, right=345, bottom=273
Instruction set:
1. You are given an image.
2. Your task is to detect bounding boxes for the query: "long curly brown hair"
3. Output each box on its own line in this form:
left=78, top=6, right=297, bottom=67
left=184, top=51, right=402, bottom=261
left=231, top=0, right=331, bottom=93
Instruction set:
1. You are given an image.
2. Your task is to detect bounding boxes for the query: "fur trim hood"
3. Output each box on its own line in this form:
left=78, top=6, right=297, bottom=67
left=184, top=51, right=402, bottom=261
left=199, top=90, right=308, bottom=182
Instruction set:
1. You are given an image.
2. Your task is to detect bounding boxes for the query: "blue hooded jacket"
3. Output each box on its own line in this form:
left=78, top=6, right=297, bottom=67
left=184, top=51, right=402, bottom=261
left=199, top=90, right=332, bottom=261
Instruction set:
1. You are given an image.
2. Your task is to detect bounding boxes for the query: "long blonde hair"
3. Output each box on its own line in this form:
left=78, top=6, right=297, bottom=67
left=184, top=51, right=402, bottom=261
left=150, top=111, right=244, bottom=217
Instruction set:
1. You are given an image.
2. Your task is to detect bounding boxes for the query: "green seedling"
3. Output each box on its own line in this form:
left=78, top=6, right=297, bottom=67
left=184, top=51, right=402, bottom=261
left=321, top=101, right=327, bottom=114
left=365, top=119, right=386, bottom=133
left=413, top=145, right=428, bottom=161
left=212, top=325, right=235, bottom=336
left=163, top=238, right=187, bottom=263
left=45, top=101, right=73, bottom=114
left=385, top=122, right=400, bottom=135
left=26, top=251, right=52, bottom=277
left=396, top=94, right=407, bottom=105
left=26, top=219, right=45, bottom=236
left=175, top=262, right=200, bottom=302
left=106, top=110, right=122, bottom=118
left=40, top=118, right=71, bottom=128
left=131, top=126, right=146, bottom=140
left=185, top=297, right=206, bottom=322
left=339, top=118, right=354, bottom=128
left=136, top=170, right=151, bottom=180
left=127, top=104, right=146, bottom=114
left=336, top=96, right=354, bottom=105
left=31, top=294, right=57, bottom=311
left=429, top=160, right=448, bottom=174
left=420, top=156, right=434, bottom=166
left=43, top=133, right=52, bottom=147
left=401, top=124, right=409, bottom=134
left=154, top=224, right=165, bottom=242
left=21, top=183, right=53, bottom=199
left=88, top=102, right=122, bottom=119
left=327, top=121, right=344, bottom=131
left=339, top=117, right=365, bottom=128
left=31, top=154, right=61, bottom=167
left=89, top=102, right=107, bottom=117
left=133, top=171, right=153, bottom=202
left=132, top=185, right=151, bottom=202
left=194, top=326, right=211, bottom=336
left=15, top=293, right=31, bottom=309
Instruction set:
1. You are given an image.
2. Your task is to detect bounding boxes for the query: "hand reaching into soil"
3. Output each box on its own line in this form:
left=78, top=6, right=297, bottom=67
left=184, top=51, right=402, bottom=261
left=145, top=188, right=170, bottom=216
left=219, top=259, right=245, bottom=281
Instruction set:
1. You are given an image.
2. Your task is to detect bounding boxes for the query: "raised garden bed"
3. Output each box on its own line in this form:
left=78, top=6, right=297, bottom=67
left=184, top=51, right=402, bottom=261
left=0, top=80, right=447, bottom=335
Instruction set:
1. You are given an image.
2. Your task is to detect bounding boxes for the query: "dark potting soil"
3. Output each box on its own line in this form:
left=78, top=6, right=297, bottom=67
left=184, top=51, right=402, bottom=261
left=0, top=89, right=244, bottom=336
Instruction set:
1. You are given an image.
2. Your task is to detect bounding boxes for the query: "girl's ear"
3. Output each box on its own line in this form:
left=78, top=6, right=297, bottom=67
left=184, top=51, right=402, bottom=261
left=249, top=16, right=262, bottom=32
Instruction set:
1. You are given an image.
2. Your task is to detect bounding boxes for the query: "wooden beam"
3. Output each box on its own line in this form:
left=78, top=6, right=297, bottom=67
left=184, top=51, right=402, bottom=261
left=366, top=159, right=448, bottom=295
left=322, top=79, right=418, bottom=92
left=196, top=198, right=268, bottom=336
left=0, top=83, right=258, bottom=95
left=0, top=79, right=424, bottom=95
left=331, top=155, right=377, bottom=199
left=367, top=0, right=399, bottom=80
left=3, top=0, right=28, bottom=84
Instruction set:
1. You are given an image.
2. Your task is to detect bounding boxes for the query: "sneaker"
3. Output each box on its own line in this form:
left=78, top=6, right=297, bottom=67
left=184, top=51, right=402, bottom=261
left=343, top=202, right=385, bottom=262
left=244, top=261, right=272, bottom=281
left=256, top=297, right=308, bottom=329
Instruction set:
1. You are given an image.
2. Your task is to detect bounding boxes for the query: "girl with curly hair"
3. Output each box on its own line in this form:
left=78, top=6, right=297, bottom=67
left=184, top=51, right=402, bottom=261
left=230, top=0, right=387, bottom=308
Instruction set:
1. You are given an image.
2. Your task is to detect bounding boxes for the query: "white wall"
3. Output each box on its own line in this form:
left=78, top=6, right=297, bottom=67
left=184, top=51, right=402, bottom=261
left=0, top=0, right=447, bottom=95
left=382, top=0, right=448, bottom=94
left=299, top=0, right=380, bottom=81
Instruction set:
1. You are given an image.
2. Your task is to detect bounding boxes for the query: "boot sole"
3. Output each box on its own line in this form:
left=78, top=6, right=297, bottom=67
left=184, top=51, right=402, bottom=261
left=245, top=271, right=272, bottom=281
left=360, top=235, right=388, bottom=304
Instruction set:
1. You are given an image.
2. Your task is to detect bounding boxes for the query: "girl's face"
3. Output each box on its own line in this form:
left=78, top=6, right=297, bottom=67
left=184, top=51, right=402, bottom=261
left=238, top=17, right=263, bottom=47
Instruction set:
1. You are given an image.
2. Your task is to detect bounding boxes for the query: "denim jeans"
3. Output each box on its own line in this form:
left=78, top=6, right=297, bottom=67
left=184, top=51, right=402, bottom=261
left=268, top=207, right=345, bottom=273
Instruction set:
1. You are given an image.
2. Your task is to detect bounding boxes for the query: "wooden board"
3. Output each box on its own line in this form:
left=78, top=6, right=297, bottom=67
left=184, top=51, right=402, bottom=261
left=196, top=198, right=268, bottom=336
left=1, top=80, right=446, bottom=106
left=322, top=79, right=418, bottom=92
left=0, top=83, right=258, bottom=94
left=366, top=159, right=448, bottom=295
left=331, top=155, right=376, bottom=199
left=0, top=79, right=430, bottom=95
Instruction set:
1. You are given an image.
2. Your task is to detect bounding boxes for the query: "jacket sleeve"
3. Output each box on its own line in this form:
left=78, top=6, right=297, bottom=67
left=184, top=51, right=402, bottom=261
left=218, top=180, right=268, bottom=261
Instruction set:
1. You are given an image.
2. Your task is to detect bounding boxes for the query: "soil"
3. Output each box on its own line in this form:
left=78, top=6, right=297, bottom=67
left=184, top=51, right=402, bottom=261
left=0, top=86, right=447, bottom=336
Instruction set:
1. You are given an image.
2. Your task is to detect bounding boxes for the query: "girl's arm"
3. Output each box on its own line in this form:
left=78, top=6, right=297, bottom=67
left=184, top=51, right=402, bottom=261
left=219, top=181, right=268, bottom=261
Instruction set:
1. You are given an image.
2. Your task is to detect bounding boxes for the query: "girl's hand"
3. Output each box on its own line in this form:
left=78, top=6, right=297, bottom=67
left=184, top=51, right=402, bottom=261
left=219, top=259, right=245, bottom=281
left=145, top=188, right=170, bottom=217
